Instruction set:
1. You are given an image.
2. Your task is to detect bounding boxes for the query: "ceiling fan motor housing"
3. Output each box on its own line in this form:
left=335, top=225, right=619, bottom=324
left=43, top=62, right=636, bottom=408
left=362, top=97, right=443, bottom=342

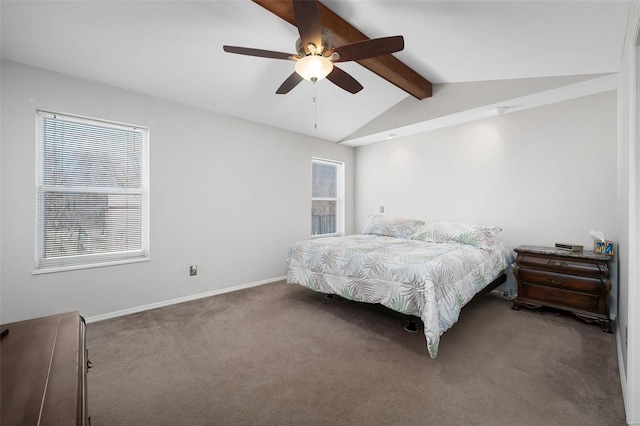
left=295, top=34, right=333, bottom=57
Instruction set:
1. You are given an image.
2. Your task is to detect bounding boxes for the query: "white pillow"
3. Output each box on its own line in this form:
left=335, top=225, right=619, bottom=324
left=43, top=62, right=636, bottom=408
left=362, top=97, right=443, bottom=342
left=361, top=215, right=426, bottom=239
left=412, top=221, right=502, bottom=249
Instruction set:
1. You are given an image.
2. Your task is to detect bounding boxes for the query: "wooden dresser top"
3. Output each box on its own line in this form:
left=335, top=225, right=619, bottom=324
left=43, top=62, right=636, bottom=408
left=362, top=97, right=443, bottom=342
left=1, top=311, right=81, bottom=426
left=515, top=245, right=612, bottom=261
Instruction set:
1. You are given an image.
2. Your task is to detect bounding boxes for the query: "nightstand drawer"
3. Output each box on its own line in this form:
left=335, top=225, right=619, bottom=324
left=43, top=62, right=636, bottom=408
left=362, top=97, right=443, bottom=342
left=522, top=284, right=599, bottom=311
left=517, top=268, right=602, bottom=294
left=517, top=254, right=605, bottom=276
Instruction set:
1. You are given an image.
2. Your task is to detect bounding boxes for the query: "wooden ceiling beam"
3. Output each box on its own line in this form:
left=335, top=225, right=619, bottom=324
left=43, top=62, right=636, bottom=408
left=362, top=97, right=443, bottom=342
left=251, top=0, right=432, bottom=100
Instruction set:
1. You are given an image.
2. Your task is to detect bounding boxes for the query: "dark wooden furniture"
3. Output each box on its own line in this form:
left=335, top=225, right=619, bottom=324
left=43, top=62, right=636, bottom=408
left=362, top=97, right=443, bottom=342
left=512, top=245, right=612, bottom=332
left=0, top=311, right=89, bottom=425
left=251, top=0, right=432, bottom=99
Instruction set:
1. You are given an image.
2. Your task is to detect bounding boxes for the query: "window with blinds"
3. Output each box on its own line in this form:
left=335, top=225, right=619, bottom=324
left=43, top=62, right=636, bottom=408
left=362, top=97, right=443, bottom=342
left=311, top=158, right=344, bottom=237
left=35, top=111, right=149, bottom=272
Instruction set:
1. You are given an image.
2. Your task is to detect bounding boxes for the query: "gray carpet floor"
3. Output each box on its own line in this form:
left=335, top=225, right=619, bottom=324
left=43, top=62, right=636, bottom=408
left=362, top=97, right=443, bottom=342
left=87, top=280, right=626, bottom=425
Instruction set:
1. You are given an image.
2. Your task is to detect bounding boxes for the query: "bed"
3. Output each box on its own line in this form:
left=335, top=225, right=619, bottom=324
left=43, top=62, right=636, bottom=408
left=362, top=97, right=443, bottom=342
left=286, top=217, right=515, bottom=358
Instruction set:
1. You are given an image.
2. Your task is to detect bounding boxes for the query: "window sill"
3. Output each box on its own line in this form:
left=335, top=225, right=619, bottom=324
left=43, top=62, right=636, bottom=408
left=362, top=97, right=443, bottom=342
left=33, top=257, right=151, bottom=275
left=311, top=232, right=344, bottom=239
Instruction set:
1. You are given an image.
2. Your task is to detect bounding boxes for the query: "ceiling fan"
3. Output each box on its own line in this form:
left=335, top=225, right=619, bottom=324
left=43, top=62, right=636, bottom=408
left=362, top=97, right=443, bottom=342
left=223, top=0, right=404, bottom=95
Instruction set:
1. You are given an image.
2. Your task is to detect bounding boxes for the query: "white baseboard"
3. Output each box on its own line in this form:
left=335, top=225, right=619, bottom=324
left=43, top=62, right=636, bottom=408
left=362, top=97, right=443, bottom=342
left=85, top=276, right=286, bottom=324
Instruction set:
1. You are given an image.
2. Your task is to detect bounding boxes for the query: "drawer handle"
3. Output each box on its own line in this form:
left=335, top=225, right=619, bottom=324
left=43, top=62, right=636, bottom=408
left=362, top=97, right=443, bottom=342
left=547, top=260, right=569, bottom=267
left=548, top=277, right=567, bottom=285
left=547, top=292, right=566, bottom=301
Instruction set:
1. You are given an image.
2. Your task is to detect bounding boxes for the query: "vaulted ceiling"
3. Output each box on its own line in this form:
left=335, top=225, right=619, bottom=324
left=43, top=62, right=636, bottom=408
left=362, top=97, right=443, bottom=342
left=0, top=1, right=631, bottom=143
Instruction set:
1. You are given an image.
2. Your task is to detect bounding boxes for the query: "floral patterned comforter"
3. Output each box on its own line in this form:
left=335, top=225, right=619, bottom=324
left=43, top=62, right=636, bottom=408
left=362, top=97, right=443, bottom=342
left=286, top=234, right=513, bottom=358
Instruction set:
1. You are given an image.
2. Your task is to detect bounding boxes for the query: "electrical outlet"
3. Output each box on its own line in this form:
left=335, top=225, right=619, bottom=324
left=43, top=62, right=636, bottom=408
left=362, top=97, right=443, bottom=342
left=190, top=264, right=197, bottom=276
left=380, top=206, right=384, bottom=213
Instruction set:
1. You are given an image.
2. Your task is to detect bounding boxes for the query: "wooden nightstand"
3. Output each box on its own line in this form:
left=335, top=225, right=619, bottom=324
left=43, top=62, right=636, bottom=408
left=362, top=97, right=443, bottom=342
left=512, top=245, right=613, bottom=333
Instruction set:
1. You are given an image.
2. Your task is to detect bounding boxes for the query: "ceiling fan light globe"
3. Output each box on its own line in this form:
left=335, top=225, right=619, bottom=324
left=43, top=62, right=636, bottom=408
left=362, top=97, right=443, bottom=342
left=295, top=55, right=333, bottom=82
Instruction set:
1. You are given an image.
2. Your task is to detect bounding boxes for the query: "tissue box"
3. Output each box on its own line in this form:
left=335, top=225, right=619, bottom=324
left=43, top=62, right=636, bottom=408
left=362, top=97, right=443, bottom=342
left=594, top=240, right=614, bottom=255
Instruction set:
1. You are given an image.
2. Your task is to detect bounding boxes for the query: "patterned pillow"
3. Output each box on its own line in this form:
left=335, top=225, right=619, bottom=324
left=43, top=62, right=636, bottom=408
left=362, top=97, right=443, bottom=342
left=412, top=221, right=502, bottom=249
left=361, top=215, right=426, bottom=239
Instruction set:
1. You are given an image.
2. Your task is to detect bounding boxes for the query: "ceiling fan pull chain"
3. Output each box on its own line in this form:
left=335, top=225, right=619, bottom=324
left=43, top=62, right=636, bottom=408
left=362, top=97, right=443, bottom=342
left=314, top=84, right=318, bottom=129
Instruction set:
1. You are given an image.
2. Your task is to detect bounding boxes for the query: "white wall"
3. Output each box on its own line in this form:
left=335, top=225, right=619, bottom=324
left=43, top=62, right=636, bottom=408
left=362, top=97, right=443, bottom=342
left=0, top=60, right=354, bottom=323
left=355, top=91, right=618, bottom=310
left=345, top=74, right=604, bottom=141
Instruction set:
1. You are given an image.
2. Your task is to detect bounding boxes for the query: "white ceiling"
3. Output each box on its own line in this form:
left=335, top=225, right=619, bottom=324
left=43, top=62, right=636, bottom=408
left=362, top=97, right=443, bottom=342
left=0, top=1, right=631, bottom=142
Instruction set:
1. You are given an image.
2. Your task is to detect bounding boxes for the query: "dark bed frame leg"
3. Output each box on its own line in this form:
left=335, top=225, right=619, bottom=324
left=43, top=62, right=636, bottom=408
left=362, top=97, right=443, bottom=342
left=404, top=321, right=419, bottom=333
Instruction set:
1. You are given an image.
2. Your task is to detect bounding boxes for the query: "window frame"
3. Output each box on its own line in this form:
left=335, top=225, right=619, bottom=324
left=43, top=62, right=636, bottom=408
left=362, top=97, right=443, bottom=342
left=33, top=110, right=150, bottom=274
left=311, top=157, right=345, bottom=238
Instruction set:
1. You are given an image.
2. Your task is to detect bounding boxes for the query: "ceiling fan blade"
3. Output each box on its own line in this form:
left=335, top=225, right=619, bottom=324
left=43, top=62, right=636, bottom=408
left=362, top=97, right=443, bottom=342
left=326, top=66, right=363, bottom=94
left=223, top=45, right=298, bottom=60
left=328, top=36, right=405, bottom=63
left=276, top=72, right=304, bottom=94
left=293, top=0, right=323, bottom=54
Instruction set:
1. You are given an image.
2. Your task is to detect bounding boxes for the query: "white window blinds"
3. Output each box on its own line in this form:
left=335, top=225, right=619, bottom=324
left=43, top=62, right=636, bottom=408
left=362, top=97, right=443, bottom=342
left=311, top=158, right=344, bottom=236
left=35, top=111, right=149, bottom=272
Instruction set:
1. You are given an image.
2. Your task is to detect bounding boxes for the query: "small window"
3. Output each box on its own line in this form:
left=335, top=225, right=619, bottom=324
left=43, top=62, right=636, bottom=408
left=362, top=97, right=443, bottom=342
left=311, top=158, right=344, bottom=237
left=35, top=111, right=149, bottom=273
